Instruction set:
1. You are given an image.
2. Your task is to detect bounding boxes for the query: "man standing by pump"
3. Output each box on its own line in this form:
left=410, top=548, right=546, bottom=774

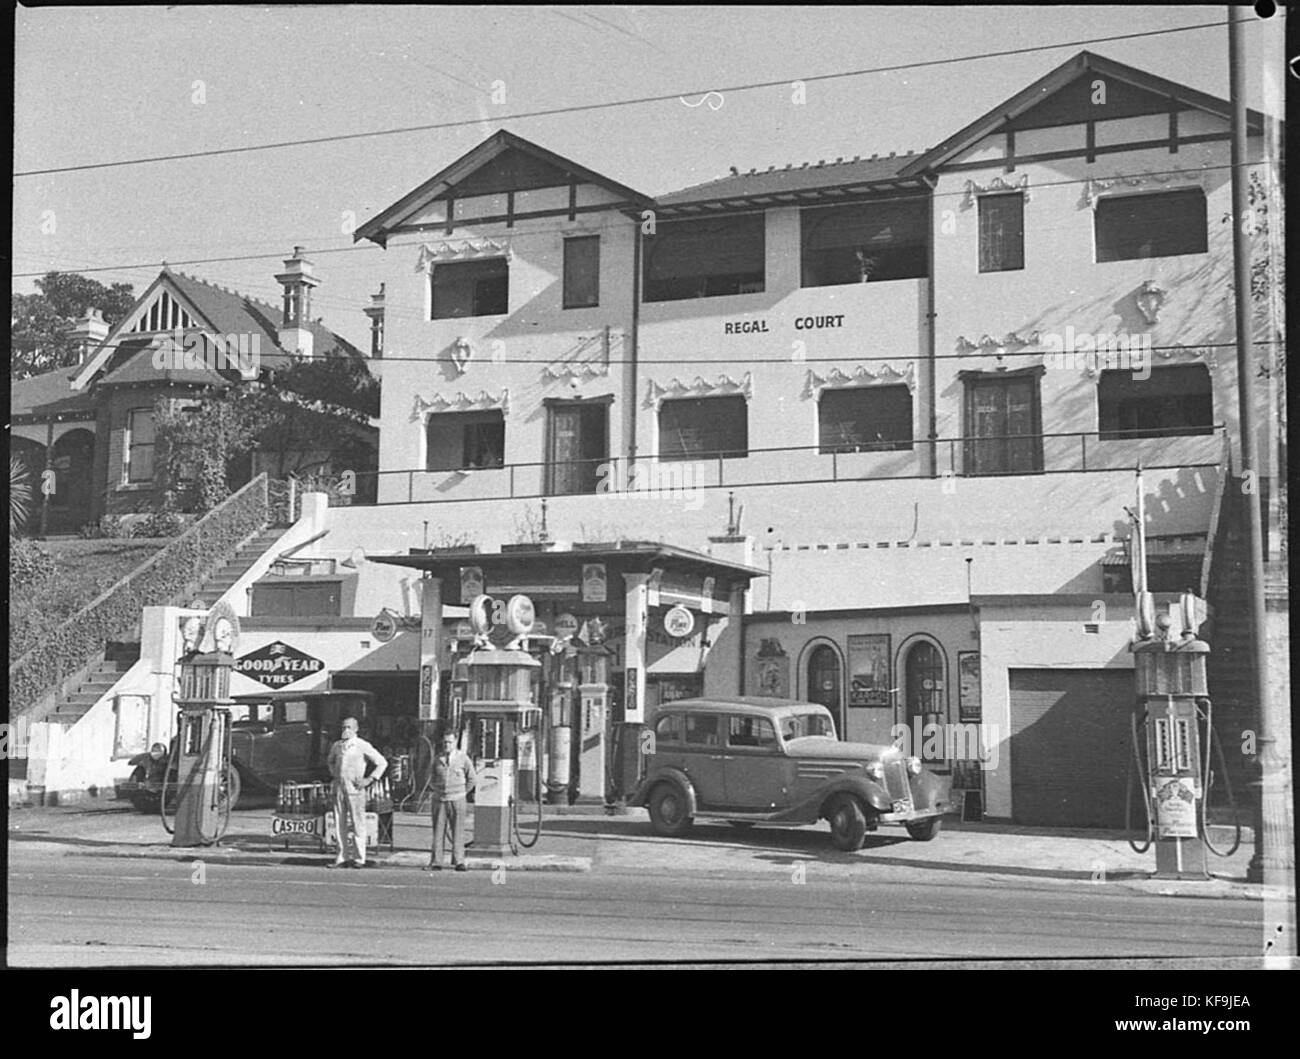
left=327, top=717, right=387, bottom=869
left=426, top=731, right=477, bottom=872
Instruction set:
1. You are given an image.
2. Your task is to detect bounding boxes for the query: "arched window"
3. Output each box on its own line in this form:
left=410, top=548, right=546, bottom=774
left=805, top=644, right=843, bottom=737
left=904, top=640, right=946, bottom=762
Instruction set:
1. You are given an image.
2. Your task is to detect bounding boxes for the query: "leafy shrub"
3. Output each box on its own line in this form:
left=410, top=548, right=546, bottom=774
left=11, top=537, right=56, bottom=589
left=134, top=508, right=186, bottom=538
left=78, top=514, right=128, bottom=539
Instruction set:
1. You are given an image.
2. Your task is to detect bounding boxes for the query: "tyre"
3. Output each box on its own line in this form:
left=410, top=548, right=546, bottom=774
left=906, top=816, right=942, bottom=842
left=826, top=794, right=868, bottom=851
left=648, top=783, right=693, bottom=837
left=220, top=765, right=242, bottom=814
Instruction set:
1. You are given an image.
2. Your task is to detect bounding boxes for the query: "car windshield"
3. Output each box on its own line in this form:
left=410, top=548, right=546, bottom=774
left=780, top=712, right=837, bottom=741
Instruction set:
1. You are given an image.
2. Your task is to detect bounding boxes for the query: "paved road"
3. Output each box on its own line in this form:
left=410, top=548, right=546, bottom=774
left=9, top=842, right=1262, bottom=965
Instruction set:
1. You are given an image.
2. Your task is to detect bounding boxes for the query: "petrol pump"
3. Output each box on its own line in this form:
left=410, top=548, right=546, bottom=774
left=575, top=641, right=611, bottom=804
left=167, top=609, right=241, bottom=846
left=461, top=594, right=544, bottom=855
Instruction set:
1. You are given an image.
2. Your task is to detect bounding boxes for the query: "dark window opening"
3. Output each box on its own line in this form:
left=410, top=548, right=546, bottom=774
left=963, top=372, right=1044, bottom=476
left=819, top=386, right=913, bottom=453
left=658, top=396, right=748, bottom=461
left=562, top=235, right=600, bottom=308
left=1098, top=365, right=1213, bottom=439
left=644, top=214, right=765, bottom=302
left=801, top=199, right=929, bottom=286
left=426, top=410, right=505, bottom=471
left=1095, top=188, right=1207, bottom=262
left=546, top=401, right=608, bottom=495
left=431, top=258, right=508, bottom=319
left=978, top=193, right=1024, bottom=273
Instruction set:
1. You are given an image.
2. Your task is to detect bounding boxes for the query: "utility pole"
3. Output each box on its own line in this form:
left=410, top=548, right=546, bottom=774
left=1228, top=7, right=1280, bottom=886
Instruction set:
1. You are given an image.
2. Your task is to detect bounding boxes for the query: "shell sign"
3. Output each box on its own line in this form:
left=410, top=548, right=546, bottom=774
left=235, top=641, right=326, bottom=689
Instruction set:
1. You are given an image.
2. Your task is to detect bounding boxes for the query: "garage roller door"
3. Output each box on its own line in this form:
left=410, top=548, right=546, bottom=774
left=1008, top=669, right=1134, bottom=828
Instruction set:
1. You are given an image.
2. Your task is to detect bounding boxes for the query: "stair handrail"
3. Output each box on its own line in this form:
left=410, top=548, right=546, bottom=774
left=9, top=474, right=271, bottom=718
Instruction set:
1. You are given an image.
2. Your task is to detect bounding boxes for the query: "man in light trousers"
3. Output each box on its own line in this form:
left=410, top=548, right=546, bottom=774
left=427, top=732, right=476, bottom=872
left=327, top=717, right=387, bottom=868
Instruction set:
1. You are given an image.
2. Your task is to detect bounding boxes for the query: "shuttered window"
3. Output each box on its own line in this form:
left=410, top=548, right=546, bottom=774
left=658, top=396, right=748, bottom=460
left=978, top=193, right=1024, bottom=272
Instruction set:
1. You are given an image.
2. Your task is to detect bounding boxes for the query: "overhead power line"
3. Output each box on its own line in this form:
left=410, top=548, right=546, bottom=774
left=13, top=16, right=1249, bottom=178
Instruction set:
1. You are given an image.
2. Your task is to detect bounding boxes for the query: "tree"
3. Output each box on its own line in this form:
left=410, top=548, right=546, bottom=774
left=11, top=272, right=136, bottom=379
left=154, top=395, right=262, bottom=513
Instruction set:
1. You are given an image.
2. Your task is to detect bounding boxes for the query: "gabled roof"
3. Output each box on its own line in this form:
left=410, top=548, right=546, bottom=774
left=355, top=130, right=654, bottom=246
left=900, top=50, right=1266, bottom=177
left=654, top=151, right=928, bottom=215
left=72, top=267, right=364, bottom=390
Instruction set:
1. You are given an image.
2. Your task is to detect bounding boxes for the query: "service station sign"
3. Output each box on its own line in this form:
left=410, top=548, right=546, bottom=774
left=235, top=641, right=326, bottom=689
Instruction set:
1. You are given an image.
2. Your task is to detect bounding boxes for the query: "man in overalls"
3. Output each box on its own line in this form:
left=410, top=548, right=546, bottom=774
left=327, top=717, right=387, bottom=868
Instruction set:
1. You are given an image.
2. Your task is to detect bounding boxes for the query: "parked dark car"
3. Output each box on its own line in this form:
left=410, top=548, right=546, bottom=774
left=631, top=697, right=953, bottom=851
left=116, top=689, right=378, bottom=811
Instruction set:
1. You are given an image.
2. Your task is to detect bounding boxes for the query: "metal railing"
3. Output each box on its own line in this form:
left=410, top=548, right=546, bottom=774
left=324, top=424, right=1227, bottom=507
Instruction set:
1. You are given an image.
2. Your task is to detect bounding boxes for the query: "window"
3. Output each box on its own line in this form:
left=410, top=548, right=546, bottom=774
left=546, top=400, right=609, bottom=495
left=962, top=371, right=1044, bottom=476
left=905, top=641, right=946, bottom=761
left=1095, top=188, right=1207, bottom=262
left=644, top=214, right=765, bottom=301
left=728, top=715, right=777, bottom=748
left=126, top=409, right=156, bottom=483
left=1098, top=365, right=1213, bottom=439
left=658, top=396, right=748, bottom=461
left=562, top=235, right=600, bottom=308
left=251, top=581, right=342, bottom=617
left=431, top=258, right=508, bottom=319
left=978, top=193, right=1024, bottom=272
left=684, top=713, right=721, bottom=746
left=654, top=713, right=684, bottom=745
left=280, top=700, right=309, bottom=725
left=819, top=386, right=913, bottom=453
left=800, top=199, right=928, bottom=286
left=426, top=410, right=506, bottom=471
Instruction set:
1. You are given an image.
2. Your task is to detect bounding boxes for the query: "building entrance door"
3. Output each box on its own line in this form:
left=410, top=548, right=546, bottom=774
left=546, top=401, right=608, bottom=495
left=806, top=645, right=843, bottom=738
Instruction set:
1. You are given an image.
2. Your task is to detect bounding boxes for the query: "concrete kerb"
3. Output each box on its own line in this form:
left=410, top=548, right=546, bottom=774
left=75, top=844, right=592, bottom=872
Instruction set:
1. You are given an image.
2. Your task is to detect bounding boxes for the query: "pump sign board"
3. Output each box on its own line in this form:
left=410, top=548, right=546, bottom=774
left=235, top=641, right=326, bottom=689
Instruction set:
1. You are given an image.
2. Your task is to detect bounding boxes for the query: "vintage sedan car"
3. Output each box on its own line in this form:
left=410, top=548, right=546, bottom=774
left=631, top=697, right=953, bottom=851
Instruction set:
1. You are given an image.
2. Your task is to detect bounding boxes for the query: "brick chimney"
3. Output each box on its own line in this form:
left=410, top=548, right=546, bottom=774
left=68, top=308, right=110, bottom=364
left=363, top=282, right=385, bottom=360
left=274, top=246, right=320, bottom=358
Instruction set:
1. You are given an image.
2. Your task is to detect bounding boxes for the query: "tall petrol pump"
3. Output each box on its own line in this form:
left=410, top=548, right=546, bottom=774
left=167, top=606, right=242, bottom=847
left=461, top=594, right=544, bottom=855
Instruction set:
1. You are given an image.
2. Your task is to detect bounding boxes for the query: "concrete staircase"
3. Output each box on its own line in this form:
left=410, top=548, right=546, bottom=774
left=192, top=529, right=286, bottom=609
left=47, top=645, right=141, bottom=726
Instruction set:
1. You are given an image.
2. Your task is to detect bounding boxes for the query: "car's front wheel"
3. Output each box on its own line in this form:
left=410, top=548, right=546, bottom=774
left=826, top=794, right=869, bottom=851
left=906, top=817, right=943, bottom=841
left=648, top=783, right=693, bottom=838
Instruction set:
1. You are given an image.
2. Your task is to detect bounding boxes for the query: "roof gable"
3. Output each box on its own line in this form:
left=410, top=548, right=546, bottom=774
left=900, top=50, right=1266, bottom=176
left=355, top=130, right=652, bottom=246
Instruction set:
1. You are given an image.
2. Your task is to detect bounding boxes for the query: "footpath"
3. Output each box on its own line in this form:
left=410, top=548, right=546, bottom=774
left=8, top=793, right=1281, bottom=902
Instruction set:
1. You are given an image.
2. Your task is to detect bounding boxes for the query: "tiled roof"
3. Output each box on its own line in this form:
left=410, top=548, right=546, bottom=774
left=655, top=151, right=925, bottom=208
left=10, top=365, right=98, bottom=420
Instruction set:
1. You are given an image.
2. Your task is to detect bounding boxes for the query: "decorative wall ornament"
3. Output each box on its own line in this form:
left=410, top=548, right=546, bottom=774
left=803, top=362, right=916, bottom=398
left=411, top=389, right=511, bottom=421
left=954, top=331, right=1041, bottom=355
left=1080, top=169, right=1206, bottom=209
left=449, top=336, right=473, bottom=375
left=542, top=329, right=619, bottom=383
left=415, top=240, right=512, bottom=271
left=1153, top=343, right=1217, bottom=369
left=645, top=372, right=753, bottom=408
left=1135, top=280, right=1167, bottom=325
left=960, top=174, right=1031, bottom=210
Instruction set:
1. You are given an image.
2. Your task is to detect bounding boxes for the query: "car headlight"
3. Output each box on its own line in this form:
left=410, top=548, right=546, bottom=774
left=865, top=762, right=885, bottom=780
left=906, top=756, right=924, bottom=775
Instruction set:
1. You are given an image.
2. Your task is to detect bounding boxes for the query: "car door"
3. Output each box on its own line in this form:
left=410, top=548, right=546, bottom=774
left=679, top=712, right=726, bottom=809
left=722, top=715, right=791, bottom=812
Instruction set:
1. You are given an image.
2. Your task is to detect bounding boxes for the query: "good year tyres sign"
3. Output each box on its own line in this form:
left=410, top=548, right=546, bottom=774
left=235, top=641, right=326, bottom=689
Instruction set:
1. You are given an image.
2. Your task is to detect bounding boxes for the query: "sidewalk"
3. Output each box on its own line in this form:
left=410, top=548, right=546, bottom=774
left=7, top=795, right=1282, bottom=900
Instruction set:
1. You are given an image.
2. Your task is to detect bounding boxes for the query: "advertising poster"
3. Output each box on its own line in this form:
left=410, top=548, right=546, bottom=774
left=582, top=563, right=607, bottom=603
left=958, top=652, right=982, bottom=722
left=749, top=638, right=789, bottom=698
left=847, top=634, right=890, bottom=706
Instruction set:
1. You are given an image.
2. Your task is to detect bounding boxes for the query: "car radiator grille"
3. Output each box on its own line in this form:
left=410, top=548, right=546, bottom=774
left=883, top=760, right=913, bottom=809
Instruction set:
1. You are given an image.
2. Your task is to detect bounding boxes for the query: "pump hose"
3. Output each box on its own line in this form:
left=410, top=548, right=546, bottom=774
left=160, top=714, right=232, bottom=845
left=1125, top=709, right=1154, bottom=854
left=398, top=733, right=437, bottom=814
left=1195, top=697, right=1242, bottom=857
left=511, top=738, right=544, bottom=851
left=159, top=727, right=181, bottom=836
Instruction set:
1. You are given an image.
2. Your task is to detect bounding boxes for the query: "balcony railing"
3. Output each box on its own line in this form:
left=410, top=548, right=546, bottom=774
left=329, top=424, right=1226, bottom=507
